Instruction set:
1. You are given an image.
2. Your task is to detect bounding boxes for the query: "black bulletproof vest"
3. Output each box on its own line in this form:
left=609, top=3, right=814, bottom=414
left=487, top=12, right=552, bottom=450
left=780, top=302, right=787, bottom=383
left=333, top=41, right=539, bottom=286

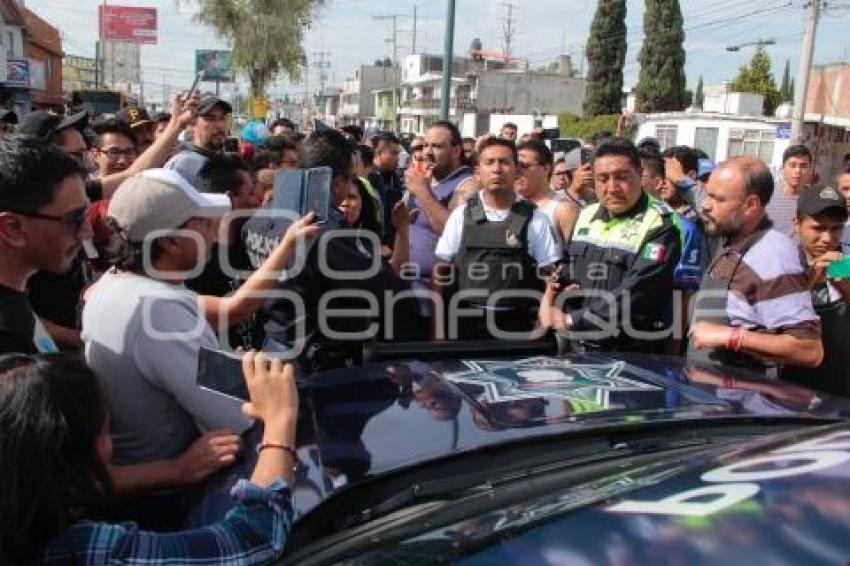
left=454, top=194, right=540, bottom=307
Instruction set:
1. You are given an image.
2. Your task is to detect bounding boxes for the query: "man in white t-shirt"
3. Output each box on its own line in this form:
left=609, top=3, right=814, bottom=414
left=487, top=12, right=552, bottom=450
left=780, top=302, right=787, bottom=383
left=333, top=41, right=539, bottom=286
left=434, top=138, right=562, bottom=340
left=83, top=169, right=318, bottom=466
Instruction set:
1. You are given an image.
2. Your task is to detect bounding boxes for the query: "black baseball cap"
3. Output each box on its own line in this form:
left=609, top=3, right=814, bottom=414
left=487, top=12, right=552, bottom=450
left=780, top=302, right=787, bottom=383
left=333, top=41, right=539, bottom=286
left=197, top=96, right=232, bottom=116
left=17, top=109, right=88, bottom=140
left=153, top=112, right=171, bottom=123
left=0, top=108, right=18, bottom=124
left=117, top=106, right=153, bottom=128
left=797, top=186, right=849, bottom=219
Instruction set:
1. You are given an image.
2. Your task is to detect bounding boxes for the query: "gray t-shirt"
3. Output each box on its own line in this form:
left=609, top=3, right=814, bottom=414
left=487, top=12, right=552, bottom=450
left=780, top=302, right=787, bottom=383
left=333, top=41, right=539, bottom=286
left=82, top=271, right=251, bottom=464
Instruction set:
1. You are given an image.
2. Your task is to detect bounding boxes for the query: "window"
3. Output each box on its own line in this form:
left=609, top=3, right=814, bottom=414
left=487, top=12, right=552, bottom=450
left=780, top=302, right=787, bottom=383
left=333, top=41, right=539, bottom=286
left=655, top=125, right=678, bottom=149
left=6, top=31, right=14, bottom=58
left=727, top=128, right=774, bottom=162
left=694, top=127, right=719, bottom=160
left=46, top=56, right=54, bottom=80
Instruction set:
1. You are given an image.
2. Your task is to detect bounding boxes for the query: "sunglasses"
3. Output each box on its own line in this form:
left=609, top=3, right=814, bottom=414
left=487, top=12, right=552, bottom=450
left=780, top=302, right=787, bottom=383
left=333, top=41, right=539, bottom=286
left=17, top=204, right=90, bottom=233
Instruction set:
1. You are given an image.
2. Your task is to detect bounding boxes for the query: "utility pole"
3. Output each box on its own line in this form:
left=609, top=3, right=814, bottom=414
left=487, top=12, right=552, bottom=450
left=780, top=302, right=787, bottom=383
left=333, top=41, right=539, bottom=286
left=312, top=51, right=331, bottom=99
left=791, top=0, right=821, bottom=143
left=412, top=5, right=418, bottom=54
left=373, top=14, right=402, bottom=66
left=440, top=0, right=456, bottom=120
left=500, top=1, right=518, bottom=64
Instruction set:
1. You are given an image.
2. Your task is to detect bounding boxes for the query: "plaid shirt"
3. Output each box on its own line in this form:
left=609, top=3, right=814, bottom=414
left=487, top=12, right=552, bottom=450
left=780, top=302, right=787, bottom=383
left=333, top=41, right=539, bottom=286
left=40, top=478, right=293, bottom=565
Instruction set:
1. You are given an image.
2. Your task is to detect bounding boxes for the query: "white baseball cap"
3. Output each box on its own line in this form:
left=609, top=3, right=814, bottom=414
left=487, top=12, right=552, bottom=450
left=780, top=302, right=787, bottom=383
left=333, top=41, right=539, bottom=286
left=108, top=169, right=231, bottom=243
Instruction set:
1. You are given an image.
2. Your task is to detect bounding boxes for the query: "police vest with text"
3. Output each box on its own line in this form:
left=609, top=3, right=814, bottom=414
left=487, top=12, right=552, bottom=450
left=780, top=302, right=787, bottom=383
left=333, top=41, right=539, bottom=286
left=566, top=195, right=678, bottom=339
left=454, top=194, right=542, bottom=309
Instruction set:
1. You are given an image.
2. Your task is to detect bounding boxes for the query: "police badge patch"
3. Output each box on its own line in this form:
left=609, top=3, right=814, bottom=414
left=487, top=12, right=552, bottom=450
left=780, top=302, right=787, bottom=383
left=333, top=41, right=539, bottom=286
left=505, top=229, right=520, bottom=246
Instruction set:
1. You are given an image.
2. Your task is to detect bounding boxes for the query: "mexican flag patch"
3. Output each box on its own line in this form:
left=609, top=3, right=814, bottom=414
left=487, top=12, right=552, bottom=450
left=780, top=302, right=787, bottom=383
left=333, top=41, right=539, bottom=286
left=643, top=243, right=667, bottom=261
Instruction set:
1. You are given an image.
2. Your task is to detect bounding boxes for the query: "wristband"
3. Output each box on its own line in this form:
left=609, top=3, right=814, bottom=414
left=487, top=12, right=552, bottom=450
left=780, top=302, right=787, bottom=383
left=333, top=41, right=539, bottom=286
left=256, top=442, right=297, bottom=460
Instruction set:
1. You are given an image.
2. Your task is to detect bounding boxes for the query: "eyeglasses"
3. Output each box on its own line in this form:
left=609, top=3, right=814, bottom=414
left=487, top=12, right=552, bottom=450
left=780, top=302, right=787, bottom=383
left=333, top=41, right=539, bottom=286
left=517, top=162, right=541, bottom=171
left=98, top=147, right=137, bottom=160
left=17, top=204, right=89, bottom=233
left=410, top=145, right=424, bottom=153
left=553, top=171, right=569, bottom=177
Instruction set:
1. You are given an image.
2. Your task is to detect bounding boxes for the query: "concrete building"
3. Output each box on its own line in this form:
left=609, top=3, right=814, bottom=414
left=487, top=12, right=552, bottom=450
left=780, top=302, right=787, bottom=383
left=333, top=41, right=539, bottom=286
left=397, top=52, right=585, bottom=134
left=338, top=64, right=399, bottom=127
left=63, top=54, right=98, bottom=92
left=0, top=0, right=29, bottom=115
left=633, top=98, right=850, bottom=187
left=806, top=62, right=850, bottom=119
left=23, top=7, right=62, bottom=110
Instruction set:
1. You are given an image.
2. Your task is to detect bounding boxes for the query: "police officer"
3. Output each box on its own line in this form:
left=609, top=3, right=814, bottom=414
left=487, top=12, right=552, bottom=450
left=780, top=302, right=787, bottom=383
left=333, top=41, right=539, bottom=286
left=540, top=137, right=681, bottom=353
left=434, top=137, right=562, bottom=340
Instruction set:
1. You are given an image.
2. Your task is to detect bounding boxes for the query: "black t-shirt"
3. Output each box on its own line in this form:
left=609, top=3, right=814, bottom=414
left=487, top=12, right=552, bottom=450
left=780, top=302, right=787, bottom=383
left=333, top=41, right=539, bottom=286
left=0, top=284, right=37, bottom=354
left=27, top=256, right=89, bottom=330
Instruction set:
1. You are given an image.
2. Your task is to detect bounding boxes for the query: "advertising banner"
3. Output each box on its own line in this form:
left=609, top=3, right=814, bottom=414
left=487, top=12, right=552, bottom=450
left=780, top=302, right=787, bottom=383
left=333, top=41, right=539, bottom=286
left=6, top=59, right=30, bottom=88
left=196, top=50, right=234, bottom=82
left=98, top=6, right=157, bottom=44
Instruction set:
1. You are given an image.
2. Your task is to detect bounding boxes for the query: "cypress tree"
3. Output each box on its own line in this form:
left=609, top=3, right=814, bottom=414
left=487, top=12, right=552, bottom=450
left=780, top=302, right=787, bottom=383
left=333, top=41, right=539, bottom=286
left=584, top=0, right=627, bottom=117
left=635, top=0, right=687, bottom=112
left=780, top=59, right=792, bottom=102
left=694, top=75, right=704, bottom=108
left=730, top=46, right=782, bottom=116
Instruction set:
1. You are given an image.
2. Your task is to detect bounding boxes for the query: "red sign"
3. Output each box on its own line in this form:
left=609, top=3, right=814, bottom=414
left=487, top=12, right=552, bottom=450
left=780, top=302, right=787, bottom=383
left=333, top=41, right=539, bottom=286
left=98, top=6, right=157, bottom=44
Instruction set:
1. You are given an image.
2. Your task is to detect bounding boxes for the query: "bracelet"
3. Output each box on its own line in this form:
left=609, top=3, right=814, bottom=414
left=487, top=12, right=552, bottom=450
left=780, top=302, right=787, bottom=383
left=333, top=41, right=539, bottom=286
left=256, top=442, right=297, bottom=460
left=726, top=326, right=744, bottom=352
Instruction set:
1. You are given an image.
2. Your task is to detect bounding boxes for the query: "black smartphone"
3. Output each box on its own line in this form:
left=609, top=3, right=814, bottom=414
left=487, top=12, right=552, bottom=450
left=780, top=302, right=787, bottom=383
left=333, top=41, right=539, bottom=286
left=541, top=127, right=561, bottom=140
left=187, top=71, right=203, bottom=98
left=580, top=147, right=594, bottom=166
left=271, top=169, right=305, bottom=214
left=303, top=166, right=333, bottom=220
left=224, top=137, right=239, bottom=153
left=197, top=347, right=249, bottom=402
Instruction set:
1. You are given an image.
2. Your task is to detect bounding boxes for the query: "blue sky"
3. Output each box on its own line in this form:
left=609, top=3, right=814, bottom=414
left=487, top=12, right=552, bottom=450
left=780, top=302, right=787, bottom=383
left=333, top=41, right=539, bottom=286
left=22, top=0, right=850, bottom=102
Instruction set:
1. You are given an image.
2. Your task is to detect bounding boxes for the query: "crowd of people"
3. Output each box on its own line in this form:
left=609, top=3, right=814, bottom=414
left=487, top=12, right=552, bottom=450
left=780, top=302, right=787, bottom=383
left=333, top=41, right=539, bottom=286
left=1, top=89, right=850, bottom=562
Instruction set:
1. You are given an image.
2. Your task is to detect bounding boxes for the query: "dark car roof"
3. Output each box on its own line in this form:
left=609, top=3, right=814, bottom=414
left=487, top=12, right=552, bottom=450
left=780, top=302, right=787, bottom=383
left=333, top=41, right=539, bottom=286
left=289, top=353, right=850, bottom=521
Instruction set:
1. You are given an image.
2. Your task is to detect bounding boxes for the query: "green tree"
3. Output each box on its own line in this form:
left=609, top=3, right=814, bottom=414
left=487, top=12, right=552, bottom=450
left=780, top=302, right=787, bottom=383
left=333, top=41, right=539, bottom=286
left=188, top=0, right=320, bottom=98
left=779, top=58, right=792, bottom=102
left=584, top=0, right=627, bottom=117
left=730, top=46, right=782, bottom=116
left=635, top=0, right=687, bottom=112
left=694, top=75, right=704, bottom=108
left=790, top=77, right=796, bottom=101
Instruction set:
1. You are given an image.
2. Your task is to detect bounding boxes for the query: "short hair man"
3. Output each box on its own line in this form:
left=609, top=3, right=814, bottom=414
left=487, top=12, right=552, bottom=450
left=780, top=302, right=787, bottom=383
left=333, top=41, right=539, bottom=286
left=689, top=156, right=823, bottom=376
left=117, top=106, right=157, bottom=153
left=516, top=139, right=577, bottom=242
left=834, top=165, right=850, bottom=254
left=188, top=154, right=261, bottom=306
left=462, top=136, right=475, bottom=162
left=662, top=145, right=700, bottom=214
left=558, top=146, right=595, bottom=208
left=766, top=144, right=813, bottom=236
left=269, top=117, right=296, bottom=138
left=91, top=118, right=138, bottom=177
left=368, top=132, right=403, bottom=241
left=0, top=135, right=90, bottom=354
left=540, top=137, right=682, bottom=354
left=499, top=122, right=518, bottom=141
left=435, top=137, right=562, bottom=339
left=404, top=121, right=479, bottom=319
left=783, top=187, right=850, bottom=396
left=165, top=95, right=232, bottom=187
left=256, top=135, right=299, bottom=170
left=340, top=124, right=364, bottom=144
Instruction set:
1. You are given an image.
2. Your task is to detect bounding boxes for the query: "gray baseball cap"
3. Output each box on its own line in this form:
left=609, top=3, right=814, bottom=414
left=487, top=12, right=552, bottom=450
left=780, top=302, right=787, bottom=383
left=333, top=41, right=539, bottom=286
left=108, top=169, right=231, bottom=243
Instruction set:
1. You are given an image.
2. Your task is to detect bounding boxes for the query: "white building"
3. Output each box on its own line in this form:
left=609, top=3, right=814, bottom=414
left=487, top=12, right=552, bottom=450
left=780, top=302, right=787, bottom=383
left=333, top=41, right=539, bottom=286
left=397, top=53, right=585, bottom=135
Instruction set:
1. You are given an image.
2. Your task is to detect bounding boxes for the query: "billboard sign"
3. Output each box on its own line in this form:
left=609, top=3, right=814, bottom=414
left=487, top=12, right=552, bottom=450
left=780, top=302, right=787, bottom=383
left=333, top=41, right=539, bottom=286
left=196, top=50, right=233, bottom=82
left=6, top=59, right=30, bottom=88
left=98, top=6, right=157, bottom=44
left=102, top=40, right=141, bottom=85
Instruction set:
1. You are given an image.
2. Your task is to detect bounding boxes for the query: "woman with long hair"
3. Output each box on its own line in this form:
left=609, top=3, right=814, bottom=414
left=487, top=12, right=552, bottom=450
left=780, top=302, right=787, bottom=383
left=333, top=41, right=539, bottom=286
left=0, top=351, right=298, bottom=564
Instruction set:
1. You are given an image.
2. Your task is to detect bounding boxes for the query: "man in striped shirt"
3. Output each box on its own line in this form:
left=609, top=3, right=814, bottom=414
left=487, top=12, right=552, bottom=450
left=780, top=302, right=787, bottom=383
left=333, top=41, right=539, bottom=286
left=688, top=156, right=823, bottom=379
